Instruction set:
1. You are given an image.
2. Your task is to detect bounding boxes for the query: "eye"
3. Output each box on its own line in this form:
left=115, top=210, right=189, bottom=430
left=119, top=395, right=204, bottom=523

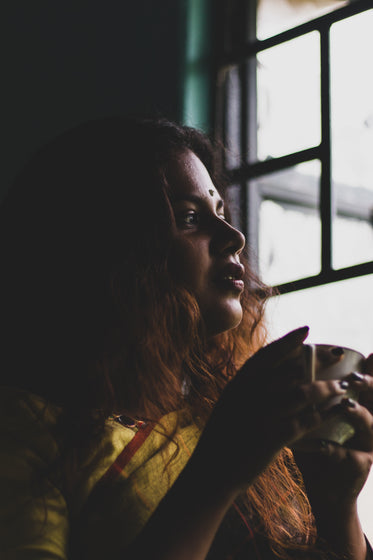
left=177, top=210, right=200, bottom=227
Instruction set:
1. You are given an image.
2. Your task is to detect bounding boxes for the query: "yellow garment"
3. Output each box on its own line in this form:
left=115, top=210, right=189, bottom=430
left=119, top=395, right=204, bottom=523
left=0, top=386, right=201, bottom=559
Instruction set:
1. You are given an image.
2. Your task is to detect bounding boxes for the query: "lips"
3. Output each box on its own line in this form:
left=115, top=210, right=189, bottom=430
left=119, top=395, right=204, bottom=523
left=215, top=262, right=245, bottom=292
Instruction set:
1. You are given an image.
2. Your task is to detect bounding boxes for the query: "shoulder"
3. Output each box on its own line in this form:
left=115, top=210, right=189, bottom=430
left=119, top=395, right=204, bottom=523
left=0, top=385, right=62, bottom=468
left=0, top=386, right=142, bottom=558
left=0, top=386, right=69, bottom=558
left=72, top=411, right=202, bottom=557
left=0, top=386, right=140, bottom=506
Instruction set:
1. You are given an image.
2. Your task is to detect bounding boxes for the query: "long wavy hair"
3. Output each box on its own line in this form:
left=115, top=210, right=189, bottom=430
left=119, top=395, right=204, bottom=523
left=0, top=116, right=316, bottom=557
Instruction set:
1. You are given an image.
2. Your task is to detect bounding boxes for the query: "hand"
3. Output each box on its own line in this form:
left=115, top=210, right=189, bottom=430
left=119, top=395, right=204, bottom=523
left=195, top=327, right=349, bottom=498
left=357, top=354, right=373, bottom=412
left=293, top=360, right=373, bottom=530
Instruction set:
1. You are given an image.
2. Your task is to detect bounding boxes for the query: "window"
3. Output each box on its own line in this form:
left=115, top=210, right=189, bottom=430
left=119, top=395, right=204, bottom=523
left=215, top=0, right=373, bottom=541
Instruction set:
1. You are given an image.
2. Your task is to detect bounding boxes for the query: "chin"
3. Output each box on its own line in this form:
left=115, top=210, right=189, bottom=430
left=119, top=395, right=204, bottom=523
left=204, top=304, right=243, bottom=336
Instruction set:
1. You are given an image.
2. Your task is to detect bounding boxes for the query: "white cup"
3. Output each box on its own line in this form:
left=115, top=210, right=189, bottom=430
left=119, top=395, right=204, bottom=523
left=294, top=343, right=365, bottom=449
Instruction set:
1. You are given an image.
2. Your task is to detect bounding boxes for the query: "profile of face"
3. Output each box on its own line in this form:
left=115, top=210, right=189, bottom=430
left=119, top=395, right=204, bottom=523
left=166, top=150, right=246, bottom=336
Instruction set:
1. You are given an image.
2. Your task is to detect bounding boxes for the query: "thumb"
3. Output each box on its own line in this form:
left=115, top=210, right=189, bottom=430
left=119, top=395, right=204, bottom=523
left=254, top=326, right=309, bottom=368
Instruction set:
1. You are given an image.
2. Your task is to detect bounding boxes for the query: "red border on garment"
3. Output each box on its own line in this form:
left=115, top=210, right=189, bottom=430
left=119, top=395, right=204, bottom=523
left=100, top=423, right=155, bottom=483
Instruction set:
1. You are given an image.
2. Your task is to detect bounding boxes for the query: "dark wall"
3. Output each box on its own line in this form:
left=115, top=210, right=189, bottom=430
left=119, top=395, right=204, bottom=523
left=1, top=1, right=186, bottom=199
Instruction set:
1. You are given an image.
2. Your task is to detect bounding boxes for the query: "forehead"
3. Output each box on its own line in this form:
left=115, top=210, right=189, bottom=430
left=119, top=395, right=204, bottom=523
left=165, top=150, right=220, bottom=200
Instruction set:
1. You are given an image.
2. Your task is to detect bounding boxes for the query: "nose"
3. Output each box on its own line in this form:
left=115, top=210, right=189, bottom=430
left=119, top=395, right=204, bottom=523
left=211, top=217, right=246, bottom=256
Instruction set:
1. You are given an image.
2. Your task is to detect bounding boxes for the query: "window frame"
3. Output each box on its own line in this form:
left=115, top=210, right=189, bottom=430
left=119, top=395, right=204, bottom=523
left=214, top=0, right=373, bottom=295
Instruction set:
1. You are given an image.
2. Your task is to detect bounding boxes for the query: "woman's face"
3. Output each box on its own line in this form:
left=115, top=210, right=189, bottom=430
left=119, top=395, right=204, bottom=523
left=166, top=150, right=246, bottom=335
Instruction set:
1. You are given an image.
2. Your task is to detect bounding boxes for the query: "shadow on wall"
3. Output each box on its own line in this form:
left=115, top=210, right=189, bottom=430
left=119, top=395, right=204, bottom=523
left=1, top=1, right=186, bottom=201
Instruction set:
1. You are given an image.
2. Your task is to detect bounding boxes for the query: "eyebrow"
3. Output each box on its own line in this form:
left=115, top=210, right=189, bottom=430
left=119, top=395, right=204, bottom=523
left=171, top=194, right=225, bottom=210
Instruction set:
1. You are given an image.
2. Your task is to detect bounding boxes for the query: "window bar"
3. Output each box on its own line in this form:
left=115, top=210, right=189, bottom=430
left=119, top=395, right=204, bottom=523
left=276, top=261, right=373, bottom=294
left=230, top=145, right=321, bottom=183
left=244, top=0, right=260, bottom=273
left=221, top=0, right=372, bottom=68
left=219, top=0, right=373, bottom=295
left=238, top=63, right=249, bottom=238
left=320, top=24, right=332, bottom=276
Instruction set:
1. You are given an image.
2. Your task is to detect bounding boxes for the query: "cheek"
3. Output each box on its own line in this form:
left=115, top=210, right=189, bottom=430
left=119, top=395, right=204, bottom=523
left=168, top=239, right=206, bottom=290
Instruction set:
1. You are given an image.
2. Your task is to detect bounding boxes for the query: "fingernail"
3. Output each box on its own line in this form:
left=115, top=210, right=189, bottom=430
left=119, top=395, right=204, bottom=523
left=339, top=380, right=349, bottom=390
left=331, top=347, right=344, bottom=356
left=341, top=397, right=356, bottom=408
left=348, top=372, right=365, bottom=382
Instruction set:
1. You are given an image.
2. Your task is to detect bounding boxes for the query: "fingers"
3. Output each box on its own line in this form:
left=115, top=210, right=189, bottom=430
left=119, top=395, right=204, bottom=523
left=313, top=445, right=373, bottom=486
left=294, top=443, right=373, bottom=502
left=344, top=372, right=373, bottom=413
left=250, top=326, right=309, bottom=369
left=235, top=327, right=309, bottom=389
left=363, top=353, right=373, bottom=375
left=274, top=379, right=348, bottom=417
left=335, top=398, right=373, bottom=452
left=264, top=380, right=349, bottom=448
left=283, top=383, right=373, bottom=452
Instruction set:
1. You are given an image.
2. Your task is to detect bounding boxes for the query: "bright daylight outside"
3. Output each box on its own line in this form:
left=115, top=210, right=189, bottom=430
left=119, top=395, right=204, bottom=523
left=254, top=3, right=373, bottom=541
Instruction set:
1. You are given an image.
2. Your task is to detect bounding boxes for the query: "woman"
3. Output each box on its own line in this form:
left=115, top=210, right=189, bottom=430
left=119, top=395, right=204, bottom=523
left=0, top=116, right=372, bottom=559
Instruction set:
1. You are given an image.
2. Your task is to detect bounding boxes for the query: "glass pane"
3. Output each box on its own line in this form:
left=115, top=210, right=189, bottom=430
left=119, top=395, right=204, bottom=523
left=254, top=161, right=321, bottom=285
left=264, top=274, right=373, bottom=544
left=331, top=9, right=373, bottom=269
left=265, top=275, right=373, bottom=353
left=257, top=0, right=349, bottom=40
left=257, top=32, right=320, bottom=162
left=224, top=65, right=241, bottom=170
left=333, top=215, right=373, bottom=270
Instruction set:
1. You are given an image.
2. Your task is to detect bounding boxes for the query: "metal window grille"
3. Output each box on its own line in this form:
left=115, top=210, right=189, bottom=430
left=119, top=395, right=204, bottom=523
left=215, top=0, right=373, bottom=295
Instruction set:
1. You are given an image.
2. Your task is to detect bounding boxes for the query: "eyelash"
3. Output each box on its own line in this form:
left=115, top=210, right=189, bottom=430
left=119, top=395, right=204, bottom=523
left=178, top=210, right=227, bottom=228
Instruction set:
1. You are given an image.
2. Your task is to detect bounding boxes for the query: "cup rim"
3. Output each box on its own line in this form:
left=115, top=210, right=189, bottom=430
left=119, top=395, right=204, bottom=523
left=304, top=343, right=365, bottom=359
